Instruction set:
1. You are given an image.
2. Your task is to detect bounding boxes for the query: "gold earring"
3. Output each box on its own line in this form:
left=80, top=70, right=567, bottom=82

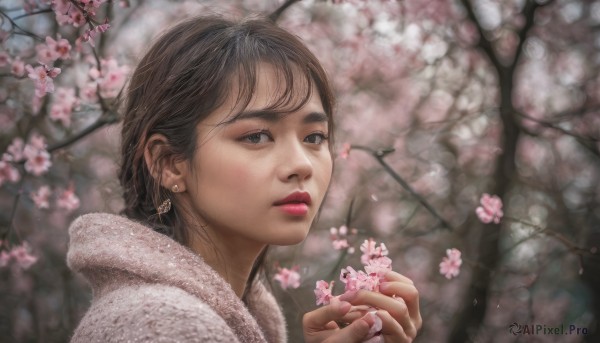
left=171, top=184, right=180, bottom=193
left=157, top=198, right=172, bottom=215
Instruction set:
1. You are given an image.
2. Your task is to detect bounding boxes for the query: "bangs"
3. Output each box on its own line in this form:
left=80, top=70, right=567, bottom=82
left=219, top=59, right=316, bottom=125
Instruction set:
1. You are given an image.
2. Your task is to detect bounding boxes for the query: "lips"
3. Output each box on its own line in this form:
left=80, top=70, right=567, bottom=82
left=273, top=191, right=312, bottom=206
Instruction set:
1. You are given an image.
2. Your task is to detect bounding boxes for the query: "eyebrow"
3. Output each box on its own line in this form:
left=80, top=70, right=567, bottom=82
left=226, top=110, right=328, bottom=124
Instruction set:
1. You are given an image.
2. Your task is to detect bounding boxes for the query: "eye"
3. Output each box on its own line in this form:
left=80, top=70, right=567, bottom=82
left=241, top=130, right=272, bottom=144
left=305, top=132, right=329, bottom=145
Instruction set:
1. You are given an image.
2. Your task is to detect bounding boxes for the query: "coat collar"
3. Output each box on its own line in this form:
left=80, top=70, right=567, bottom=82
left=67, top=213, right=274, bottom=343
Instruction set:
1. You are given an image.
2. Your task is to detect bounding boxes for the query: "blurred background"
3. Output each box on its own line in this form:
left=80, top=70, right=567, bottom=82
left=1, top=0, right=599, bottom=342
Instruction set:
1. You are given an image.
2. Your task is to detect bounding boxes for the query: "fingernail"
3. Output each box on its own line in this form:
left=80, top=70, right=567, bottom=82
left=339, top=290, right=357, bottom=301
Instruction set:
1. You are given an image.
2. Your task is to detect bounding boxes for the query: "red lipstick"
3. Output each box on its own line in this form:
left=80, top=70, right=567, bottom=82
left=274, top=191, right=311, bottom=216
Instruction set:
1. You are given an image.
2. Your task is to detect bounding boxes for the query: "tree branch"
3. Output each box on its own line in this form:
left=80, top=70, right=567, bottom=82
left=351, top=145, right=454, bottom=231
left=516, top=110, right=600, bottom=158
left=268, top=0, right=300, bottom=23
left=460, top=0, right=505, bottom=74
left=12, top=8, right=53, bottom=21
left=47, top=113, right=119, bottom=153
left=0, top=8, right=44, bottom=41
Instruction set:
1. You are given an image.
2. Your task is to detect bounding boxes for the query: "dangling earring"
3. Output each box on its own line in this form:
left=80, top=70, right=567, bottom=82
left=157, top=198, right=171, bottom=215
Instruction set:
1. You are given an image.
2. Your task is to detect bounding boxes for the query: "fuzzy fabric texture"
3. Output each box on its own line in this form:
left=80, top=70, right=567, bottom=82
left=67, top=213, right=287, bottom=343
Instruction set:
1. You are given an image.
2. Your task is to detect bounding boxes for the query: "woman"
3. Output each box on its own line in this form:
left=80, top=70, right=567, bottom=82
left=67, top=15, right=421, bottom=343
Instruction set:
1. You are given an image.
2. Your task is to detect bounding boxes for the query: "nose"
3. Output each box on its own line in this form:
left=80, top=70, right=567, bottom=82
left=277, top=139, right=313, bottom=182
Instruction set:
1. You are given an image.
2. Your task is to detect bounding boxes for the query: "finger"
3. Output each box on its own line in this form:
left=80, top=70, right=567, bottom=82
left=303, top=299, right=352, bottom=330
left=376, top=309, right=411, bottom=342
left=340, top=290, right=416, bottom=338
left=340, top=305, right=374, bottom=324
left=379, top=280, right=421, bottom=326
left=324, top=312, right=376, bottom=343
left=383, top=271, right=414, bottom=285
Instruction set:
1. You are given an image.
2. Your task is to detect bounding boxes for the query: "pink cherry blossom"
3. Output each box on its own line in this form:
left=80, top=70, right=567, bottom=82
left=332, top=239, right=349, bottom=250
left=0, top=250, right=10, bottom=267
left=28, top=133, right=47, bottom=151
left=26, top=64, right=61, bottom=97
left=37, top=36, right=71, bottom=63
left=314, top=280, right=334, bottom=305
left=50, top=87, right=79, bottom=127
left=31, top=185, right=51, bottom=209
left=340, top=142, right=351, bottom=159
left=476, top=193, right=504, bottom=224
left=364, top=256, right=392, bottom=278
left=365, top=312, right=383, bottom=342
left=23, top=142, right=52, bottom=176
left=79, top=82, right=99, bottom=103
left=57, top=183, right=80, bottom=211
left=23, top=133, right=50, bottom=174
left=48, top=36, right=72, bottom=60
left=6, top=137, right=24, bottom=161
left=36, top=43, right=57, bottom=65
left=439, top=248, right=462, bottom=280
left=0, top=159, right=20, bottom=186
left=23, top=0, right=39, bottom=13
left=96, top=21, right=111, bottom=33
left=340, top=265, right=380, bottom=292
left=11, top=58, right=25, bottom=77
left=52, top=0, right=87, bottom=27
left=329, top=225, right=356, bottom=252
left=0, top=52, right=10, bottom=67
left=89, top=58, right=129, bottom=98
left=0, top=242, right=37, bottom=270
left=10, top=243, right=38, bottom=269
left=274, top=266, right=301, bottom=290
left=315, top=240, right=396, bottom=306
left=360, top=239, right=389, bottom=265
left=79, top=20, right=110, bottom=48
left=80, top=28, right=99, bottom=47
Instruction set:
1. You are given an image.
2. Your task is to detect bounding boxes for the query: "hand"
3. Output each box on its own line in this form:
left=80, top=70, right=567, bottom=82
left=337, top=271, right=422, bottom=342
left=303, top=297, right=379, bottom=343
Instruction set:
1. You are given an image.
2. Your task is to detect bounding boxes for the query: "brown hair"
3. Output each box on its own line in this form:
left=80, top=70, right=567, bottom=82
left=118, top=15, right=335, bottom=300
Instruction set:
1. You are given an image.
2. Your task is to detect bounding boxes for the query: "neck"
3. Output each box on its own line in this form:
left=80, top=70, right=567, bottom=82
left=188, top=229, right=265, bottom=298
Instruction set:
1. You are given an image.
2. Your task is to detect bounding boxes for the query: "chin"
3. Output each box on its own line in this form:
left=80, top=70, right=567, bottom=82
left=270, top=228, right=310, bottom=246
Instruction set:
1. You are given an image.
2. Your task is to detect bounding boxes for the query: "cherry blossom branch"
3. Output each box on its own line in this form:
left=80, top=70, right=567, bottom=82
left=512, top=0, right=552, bottom=67
left=11, top=8, right=53, bottom=21
left=268, top=0, right=300, bottom=22
left=501, top=216, right=590, bottom=256
left=350, top=145, right=454, bottom=231
left=325, top=198, right=356, bottom=280
left=0, top=179, right=24, bottom=243
left=516, top=110, right=600, bottom=158
left=68, top=0, right=103, bottom=26
left=0, top=9, right=44, bottom=41
left=47, top=113, right=119, bottom=153
left=459, top=0, right=504, bottom=72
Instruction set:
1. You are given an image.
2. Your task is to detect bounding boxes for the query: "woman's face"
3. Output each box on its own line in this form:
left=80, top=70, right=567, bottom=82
left=182, top=65, right=333, bottom=248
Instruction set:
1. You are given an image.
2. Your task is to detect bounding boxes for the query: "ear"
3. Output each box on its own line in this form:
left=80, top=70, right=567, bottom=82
left=144, top=133, right=188, bottom=192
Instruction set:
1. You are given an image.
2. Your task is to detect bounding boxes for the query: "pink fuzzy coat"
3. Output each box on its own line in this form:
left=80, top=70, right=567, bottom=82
left=67, top=213, right=287, bottom=343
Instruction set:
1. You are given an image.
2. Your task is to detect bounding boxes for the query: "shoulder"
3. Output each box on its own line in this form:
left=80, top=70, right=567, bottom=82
left=246, top=282, right=287, bottom=343
left=68, top=212, right=139, bottom=234
left=71, top=283, right=240, bottom=343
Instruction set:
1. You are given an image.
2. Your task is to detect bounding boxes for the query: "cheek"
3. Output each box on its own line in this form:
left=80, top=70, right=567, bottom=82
left=316, top=155, right=333, bottom=188
left=229, top=164, right=252, bottom=187
left=214, top=156, right=260, bottom=193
